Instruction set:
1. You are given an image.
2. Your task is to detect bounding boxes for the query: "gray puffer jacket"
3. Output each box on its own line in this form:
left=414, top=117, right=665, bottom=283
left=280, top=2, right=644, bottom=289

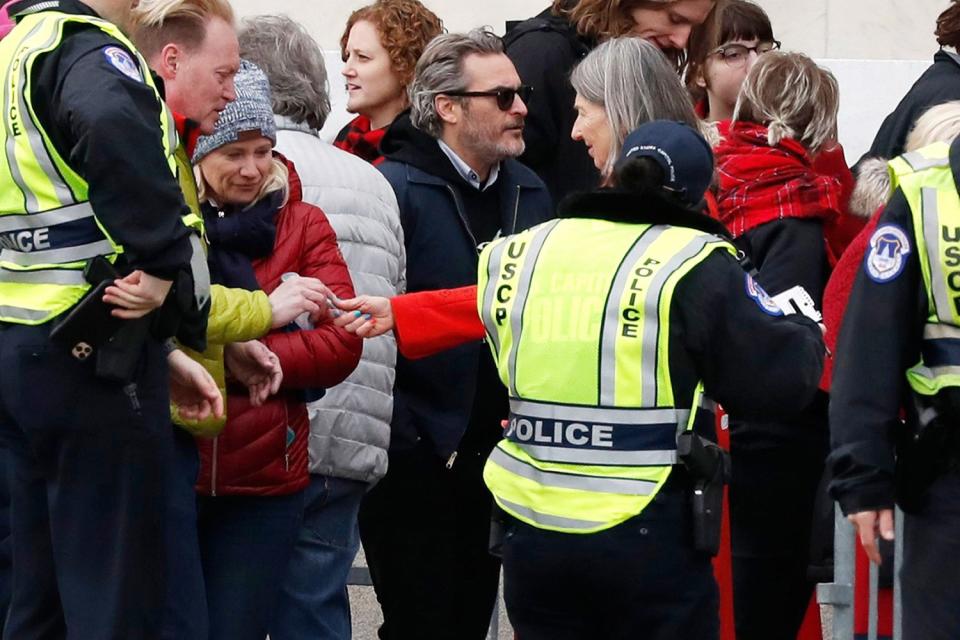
left=275, top=115, right=405, bottom=484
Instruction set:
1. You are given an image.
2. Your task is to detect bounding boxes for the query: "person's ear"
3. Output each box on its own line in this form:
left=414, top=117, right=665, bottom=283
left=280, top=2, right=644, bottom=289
left=694, top=67, right=708, bottom=89
left=157, top=43, right=181, bottom=79
left=435, top=94, right=460, bottom=126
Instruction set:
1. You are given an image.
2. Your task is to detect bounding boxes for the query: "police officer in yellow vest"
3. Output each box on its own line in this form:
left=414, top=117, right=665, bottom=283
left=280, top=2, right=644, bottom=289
left=477, top=122, right=825, bottom=640
left=829, top=138, right=960, bottom=640
left=0, top=0, right=217, bottom=637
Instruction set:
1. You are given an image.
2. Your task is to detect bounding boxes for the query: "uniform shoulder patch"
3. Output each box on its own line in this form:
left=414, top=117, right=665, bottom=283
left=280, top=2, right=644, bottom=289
left=744, top=273, right=783, bottom=316
left=865, top=224, right=911, bottom=283
left=102, top=46, right=142, bottom=82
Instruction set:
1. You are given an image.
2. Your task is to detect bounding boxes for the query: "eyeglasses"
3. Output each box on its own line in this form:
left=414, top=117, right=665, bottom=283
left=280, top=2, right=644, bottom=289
left=710, top=40, right=781, bottom=67
left=442, top=85, right=533, bottom=111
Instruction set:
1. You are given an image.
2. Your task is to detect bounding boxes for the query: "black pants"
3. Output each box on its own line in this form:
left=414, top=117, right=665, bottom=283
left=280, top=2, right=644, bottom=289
left=901, top=471, right=960, bottom=640
left=501, top=486, right=718, bottom=640
left=359, top=438, right=501, bottom=640
left=728, top=437, right=828, bottom=640
left=0, top=324, right=172, bottom=640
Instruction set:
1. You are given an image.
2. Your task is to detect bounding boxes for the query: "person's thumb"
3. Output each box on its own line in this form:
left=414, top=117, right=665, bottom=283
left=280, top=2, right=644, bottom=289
left=879, top=509, right=895, bottom=541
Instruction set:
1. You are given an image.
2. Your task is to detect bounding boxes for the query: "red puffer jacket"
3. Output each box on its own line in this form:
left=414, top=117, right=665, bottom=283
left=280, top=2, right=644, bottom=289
left=195, top=158, right=362, bottom=496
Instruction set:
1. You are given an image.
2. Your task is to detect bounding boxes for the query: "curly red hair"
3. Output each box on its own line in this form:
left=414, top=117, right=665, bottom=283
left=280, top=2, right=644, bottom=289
left=340, top=0, right=444, bottom=89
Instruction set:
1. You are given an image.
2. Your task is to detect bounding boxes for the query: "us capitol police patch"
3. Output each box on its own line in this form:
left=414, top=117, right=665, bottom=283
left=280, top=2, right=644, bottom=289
left=744, top=273, right=783, bottom=316
left=865, top=224, right=911, bottom=283
left=102, top=46, right=142, bottom=82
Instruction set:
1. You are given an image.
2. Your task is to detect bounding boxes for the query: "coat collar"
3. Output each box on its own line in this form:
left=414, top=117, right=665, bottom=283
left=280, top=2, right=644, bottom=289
left=274, top=115, right=318, bottom=137
left=558, top=189, right=732, bottom=239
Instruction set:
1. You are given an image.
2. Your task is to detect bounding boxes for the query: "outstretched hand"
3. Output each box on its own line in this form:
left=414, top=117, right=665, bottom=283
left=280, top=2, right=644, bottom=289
left=168, top=349, right=224, bottom=421
left=331, top=295, right=394, bottom=338
left=224, top=340, right=283, bottom=406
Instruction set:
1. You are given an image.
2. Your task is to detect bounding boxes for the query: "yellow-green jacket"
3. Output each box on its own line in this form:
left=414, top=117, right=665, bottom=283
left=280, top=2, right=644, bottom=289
left=170, top=145, right=272, bottom=436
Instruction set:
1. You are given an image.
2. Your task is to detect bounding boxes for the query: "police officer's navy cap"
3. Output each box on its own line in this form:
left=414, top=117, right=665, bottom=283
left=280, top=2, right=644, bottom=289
left=616, top=121, right=714, bottom=207
left=192, top=60, right=277, bottom=164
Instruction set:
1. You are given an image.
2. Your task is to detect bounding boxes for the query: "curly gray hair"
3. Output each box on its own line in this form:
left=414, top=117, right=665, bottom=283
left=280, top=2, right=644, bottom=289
left=409, top=28, right=504, bottom=138
left=238, top=14, right=331, bottom=130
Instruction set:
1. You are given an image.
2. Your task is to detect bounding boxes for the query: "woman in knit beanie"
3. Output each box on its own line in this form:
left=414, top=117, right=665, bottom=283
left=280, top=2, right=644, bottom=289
left=189, top=60, right=362, bottom=640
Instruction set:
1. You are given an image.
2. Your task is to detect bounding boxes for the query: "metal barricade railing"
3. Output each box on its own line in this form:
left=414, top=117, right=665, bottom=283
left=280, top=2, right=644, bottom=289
left=817, top=505, right=904, bottom=640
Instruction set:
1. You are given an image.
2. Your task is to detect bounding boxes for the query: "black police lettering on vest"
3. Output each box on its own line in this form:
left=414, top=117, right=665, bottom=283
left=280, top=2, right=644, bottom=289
left=494, top=239, right=526, bottom=326
left=943, top=225, right=960, bottom=316
left=621, top=258, right=660, bottom=339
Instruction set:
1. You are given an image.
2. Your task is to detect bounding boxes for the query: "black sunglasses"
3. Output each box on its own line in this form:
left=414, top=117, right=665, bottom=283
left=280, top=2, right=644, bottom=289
left=443, top=85, right=533, bottom=111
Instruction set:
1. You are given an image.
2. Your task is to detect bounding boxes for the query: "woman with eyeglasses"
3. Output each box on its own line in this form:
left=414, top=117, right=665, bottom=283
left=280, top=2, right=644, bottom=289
left=334, top=0, right=443, bottom=165
left=685, top=0, right=778, bottom=122
left=710, top=51, right=856, bottom=640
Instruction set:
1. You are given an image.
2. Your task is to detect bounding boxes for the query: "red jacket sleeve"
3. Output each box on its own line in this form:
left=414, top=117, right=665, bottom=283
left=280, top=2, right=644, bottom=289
left=262, top=203, right=362, bottom=389
left=391, top=285, right=485, bottom=359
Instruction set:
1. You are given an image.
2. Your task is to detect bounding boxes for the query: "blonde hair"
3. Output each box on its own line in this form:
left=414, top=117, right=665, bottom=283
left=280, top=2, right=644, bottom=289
left=905, top=101, right=960, bottom=151
left=733, top=51, right=839, bottom=154
left=132, top=0, right=235, bottom=59
left=195, top=157, right=290, bottom=209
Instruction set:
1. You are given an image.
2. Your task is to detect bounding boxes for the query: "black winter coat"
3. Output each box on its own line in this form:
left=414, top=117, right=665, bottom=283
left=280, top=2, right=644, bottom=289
left=504, top=8, right=600, bottom=206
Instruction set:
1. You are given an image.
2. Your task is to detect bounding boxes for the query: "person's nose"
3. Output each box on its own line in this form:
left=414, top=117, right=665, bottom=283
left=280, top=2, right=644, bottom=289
left=666, top=24, right=693, bottom=51
left=239, top=157, right=258, bottom=178
left=512, top=94, right=528, bottom=117
left=224, top=77, right=237, bottom=102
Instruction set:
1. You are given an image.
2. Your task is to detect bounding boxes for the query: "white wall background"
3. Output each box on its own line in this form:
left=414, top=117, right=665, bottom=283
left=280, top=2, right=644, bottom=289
left=232, top=1, right=953, bottom=161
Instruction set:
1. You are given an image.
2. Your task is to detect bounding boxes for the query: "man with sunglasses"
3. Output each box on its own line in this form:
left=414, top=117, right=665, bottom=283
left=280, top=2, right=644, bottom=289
left=358, top=28, right=552, bottom=640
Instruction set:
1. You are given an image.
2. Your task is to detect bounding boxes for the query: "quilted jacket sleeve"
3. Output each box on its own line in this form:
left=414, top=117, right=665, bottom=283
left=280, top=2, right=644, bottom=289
left=262, top=203, right=362, bottom=389
left=206, top=284, right=272, bottom=345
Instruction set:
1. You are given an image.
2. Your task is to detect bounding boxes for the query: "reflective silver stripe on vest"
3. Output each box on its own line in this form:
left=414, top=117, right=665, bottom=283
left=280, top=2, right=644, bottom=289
left=497, top=496, right=604, bottom=531
left=0, top=201, right=95, bottom=233
left=0, top=268, right=87, bottom=285
left=481, top=239, right=508, bottom=356
left=516, top=442, right=677, bottom=466
left=921, top=187, right=951, bottom=321
left=9, top=19, right=76, bottom=210
left=901, top=151, right=949, bottom=172
left=924, top=324, right=960, bottom=340
left=188, top=234, right=211, bottom=309
left=599, top=226, right=666, bottom=404
left=0, top=239, right=113, bottom=266
left=639, top=235, right=715, bottom=403
left=510, top=398, right=690, bottom=427
left=0, top=305, right=50, bottom=322
left=489, top=446, right=658, bottom=496
left=910, top=364, right=960, bottom=379
left=507, top=221, right=559, bottom=396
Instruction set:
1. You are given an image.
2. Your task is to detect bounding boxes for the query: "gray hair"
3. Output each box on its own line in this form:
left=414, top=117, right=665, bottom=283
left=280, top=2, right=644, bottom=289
left=238, top=14, right=331, bottom=130
left=570, top=37, right=700, bottom=176
left=409, top=28, right=504, bottom=138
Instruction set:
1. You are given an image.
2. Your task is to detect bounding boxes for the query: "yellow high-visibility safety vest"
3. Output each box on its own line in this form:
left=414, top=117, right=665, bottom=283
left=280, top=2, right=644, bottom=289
left=477, top=218, right=735, bottom=534
left=0, top=11, right=181, bottom=325
left=887, top=143, right=960, bottom=396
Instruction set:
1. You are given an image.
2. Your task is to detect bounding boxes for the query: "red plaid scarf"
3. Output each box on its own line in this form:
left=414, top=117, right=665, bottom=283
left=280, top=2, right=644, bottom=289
left=714, top=121, right=842, bottom=239
left=334, top=115, right=386, bottom=166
